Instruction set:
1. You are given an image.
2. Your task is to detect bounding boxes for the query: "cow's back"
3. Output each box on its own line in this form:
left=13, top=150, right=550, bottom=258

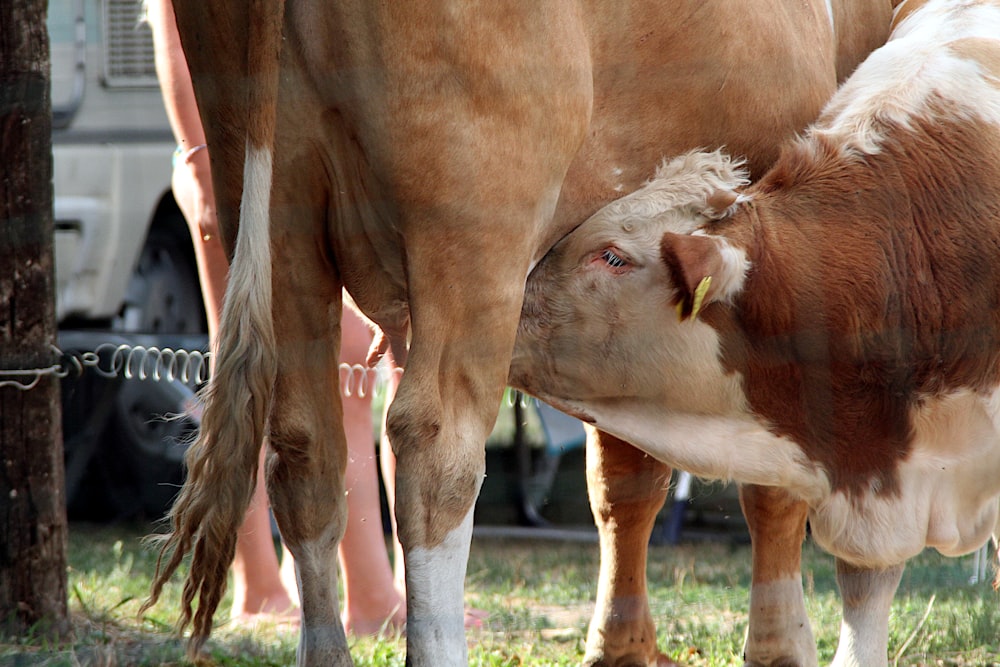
left=222, top=0, right=894, bottom=337
left=551, top=0, right=892, bottom=252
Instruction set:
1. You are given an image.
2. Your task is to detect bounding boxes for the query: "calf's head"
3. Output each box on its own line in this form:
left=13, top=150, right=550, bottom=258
left=510, top=150, right=752, bottom=414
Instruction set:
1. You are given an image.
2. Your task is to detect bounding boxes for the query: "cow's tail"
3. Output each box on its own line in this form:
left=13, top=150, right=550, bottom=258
left=139, top=0, right=285, bottom=658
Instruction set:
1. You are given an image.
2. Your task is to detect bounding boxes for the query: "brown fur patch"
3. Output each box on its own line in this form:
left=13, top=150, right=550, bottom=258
left=740, top=486, right=809, bottom=582
left=949, top=37, right=1000, bottom=90
left=890, top=0, right=932, bottom=32
left=709, top=108, right=1000, bottom=497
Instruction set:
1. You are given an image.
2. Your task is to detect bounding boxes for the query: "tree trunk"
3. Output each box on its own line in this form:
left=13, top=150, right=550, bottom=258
left=0, top=0, right=69, bottom=640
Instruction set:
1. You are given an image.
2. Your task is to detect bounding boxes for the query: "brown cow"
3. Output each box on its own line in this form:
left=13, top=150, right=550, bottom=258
left=140, top=1, right=892, bottom=665
left=511, top=1, right=1000, bottom=665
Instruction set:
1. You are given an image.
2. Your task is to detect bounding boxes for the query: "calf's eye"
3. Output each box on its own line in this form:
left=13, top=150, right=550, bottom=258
left=601, top=248, right=627, bottom=268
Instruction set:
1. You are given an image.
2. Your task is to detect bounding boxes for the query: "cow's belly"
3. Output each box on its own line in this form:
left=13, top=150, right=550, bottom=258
left=576, top=386, right=1000, bottom=569
left=808, top=389, right=1000, bottom=568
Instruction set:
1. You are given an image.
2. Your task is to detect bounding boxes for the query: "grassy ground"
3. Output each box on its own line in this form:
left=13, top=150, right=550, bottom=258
left=2, top=521, right=1000, bottom=666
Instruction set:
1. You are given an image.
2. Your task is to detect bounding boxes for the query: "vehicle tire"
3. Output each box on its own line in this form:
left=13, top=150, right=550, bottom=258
left=113, top=214, right=207, bottom=334
left=104, top=377, right=197, bottom=518
left=61, top=364, right=125, bottom=521
left=90, top=212, right=206, bottom=519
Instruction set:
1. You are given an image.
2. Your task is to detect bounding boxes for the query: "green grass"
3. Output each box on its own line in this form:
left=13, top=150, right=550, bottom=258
left=3, top=522, right=1000, bottom=666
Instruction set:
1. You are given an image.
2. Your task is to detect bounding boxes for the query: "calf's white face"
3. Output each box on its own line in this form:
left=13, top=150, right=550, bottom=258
left=509, top=153, right=828, bottom=502
left=510, top=151, right=750, bottom=418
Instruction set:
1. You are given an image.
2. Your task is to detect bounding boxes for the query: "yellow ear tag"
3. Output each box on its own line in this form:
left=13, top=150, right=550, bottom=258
left=690, top=275, right=712, bottom=319
left=676, top=275, right=713, bottom=322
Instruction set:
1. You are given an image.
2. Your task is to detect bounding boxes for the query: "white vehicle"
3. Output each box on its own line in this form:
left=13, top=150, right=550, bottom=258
left=49, top=0, right=205, bottom=520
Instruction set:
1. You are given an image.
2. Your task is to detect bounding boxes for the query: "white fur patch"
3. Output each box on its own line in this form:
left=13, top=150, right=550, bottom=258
left=554, top=319, right=829, bottom=503
left=706, top=236, right=751, bottom=305
left=595, top=150, right=749, bottom=233
left=824, top=0, right=836, bottom=35
left=403, top=506, right=476, bottom=667
left=830, top=565, right=903, bottom=667
left=230, top=143, right=274, bottom=320
left=815, top=0, right=1000, bottom=153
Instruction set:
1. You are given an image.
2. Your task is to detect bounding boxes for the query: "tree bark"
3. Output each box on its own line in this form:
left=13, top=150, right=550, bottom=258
left=0, top=0, right=69, bottom=640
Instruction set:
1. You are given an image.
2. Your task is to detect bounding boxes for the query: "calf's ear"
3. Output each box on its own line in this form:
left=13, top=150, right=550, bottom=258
left=660, top=233, right=728, bottom=321
left=702, top=189, right=739, bottom=219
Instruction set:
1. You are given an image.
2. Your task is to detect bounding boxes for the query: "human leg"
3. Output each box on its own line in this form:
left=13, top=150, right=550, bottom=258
left=229, top=450, right=296, bottom=620
left=337, top=307, right=405, bottom=635
left=185, top=216, right=296, bottom=621
left=375, top=370, right=404, bottom=593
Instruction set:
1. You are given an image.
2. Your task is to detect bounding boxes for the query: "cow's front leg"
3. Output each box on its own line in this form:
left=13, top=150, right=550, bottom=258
left=584, top=430, right=679, bottom=667
left=265, top=264, right=351, bottom=666
left=740, top=485, right=816, bottom=667
left=829, top=560, right=904, bottom=667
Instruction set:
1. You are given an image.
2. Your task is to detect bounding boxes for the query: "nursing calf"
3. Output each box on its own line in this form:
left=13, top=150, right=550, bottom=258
left=511, top=1, right=1000, bottom=665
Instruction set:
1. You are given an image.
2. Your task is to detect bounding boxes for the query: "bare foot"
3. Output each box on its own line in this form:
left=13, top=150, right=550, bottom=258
left=342, top=600, right=406, bottom=637
left=343, top=603, right=489, bottom=638
left=229, top=583, right=297, bottom=624
left=463, top=607, right=488, bottom=630
left=229, top=603, right=300, bottom=629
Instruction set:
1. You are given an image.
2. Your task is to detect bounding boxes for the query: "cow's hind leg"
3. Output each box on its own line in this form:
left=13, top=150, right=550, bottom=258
left=829, top=560, right=903, bottom=667
left=384, top=184, right=579, bottom=667
left=386, top=276, right=520, bottom=667
left=740, top=485, right=816, bottom=667
left=354, top=10, right=592, bottom=663
left=584, top=430, right=678, bottom=667
left=264, top=236, right=352, bottom=666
